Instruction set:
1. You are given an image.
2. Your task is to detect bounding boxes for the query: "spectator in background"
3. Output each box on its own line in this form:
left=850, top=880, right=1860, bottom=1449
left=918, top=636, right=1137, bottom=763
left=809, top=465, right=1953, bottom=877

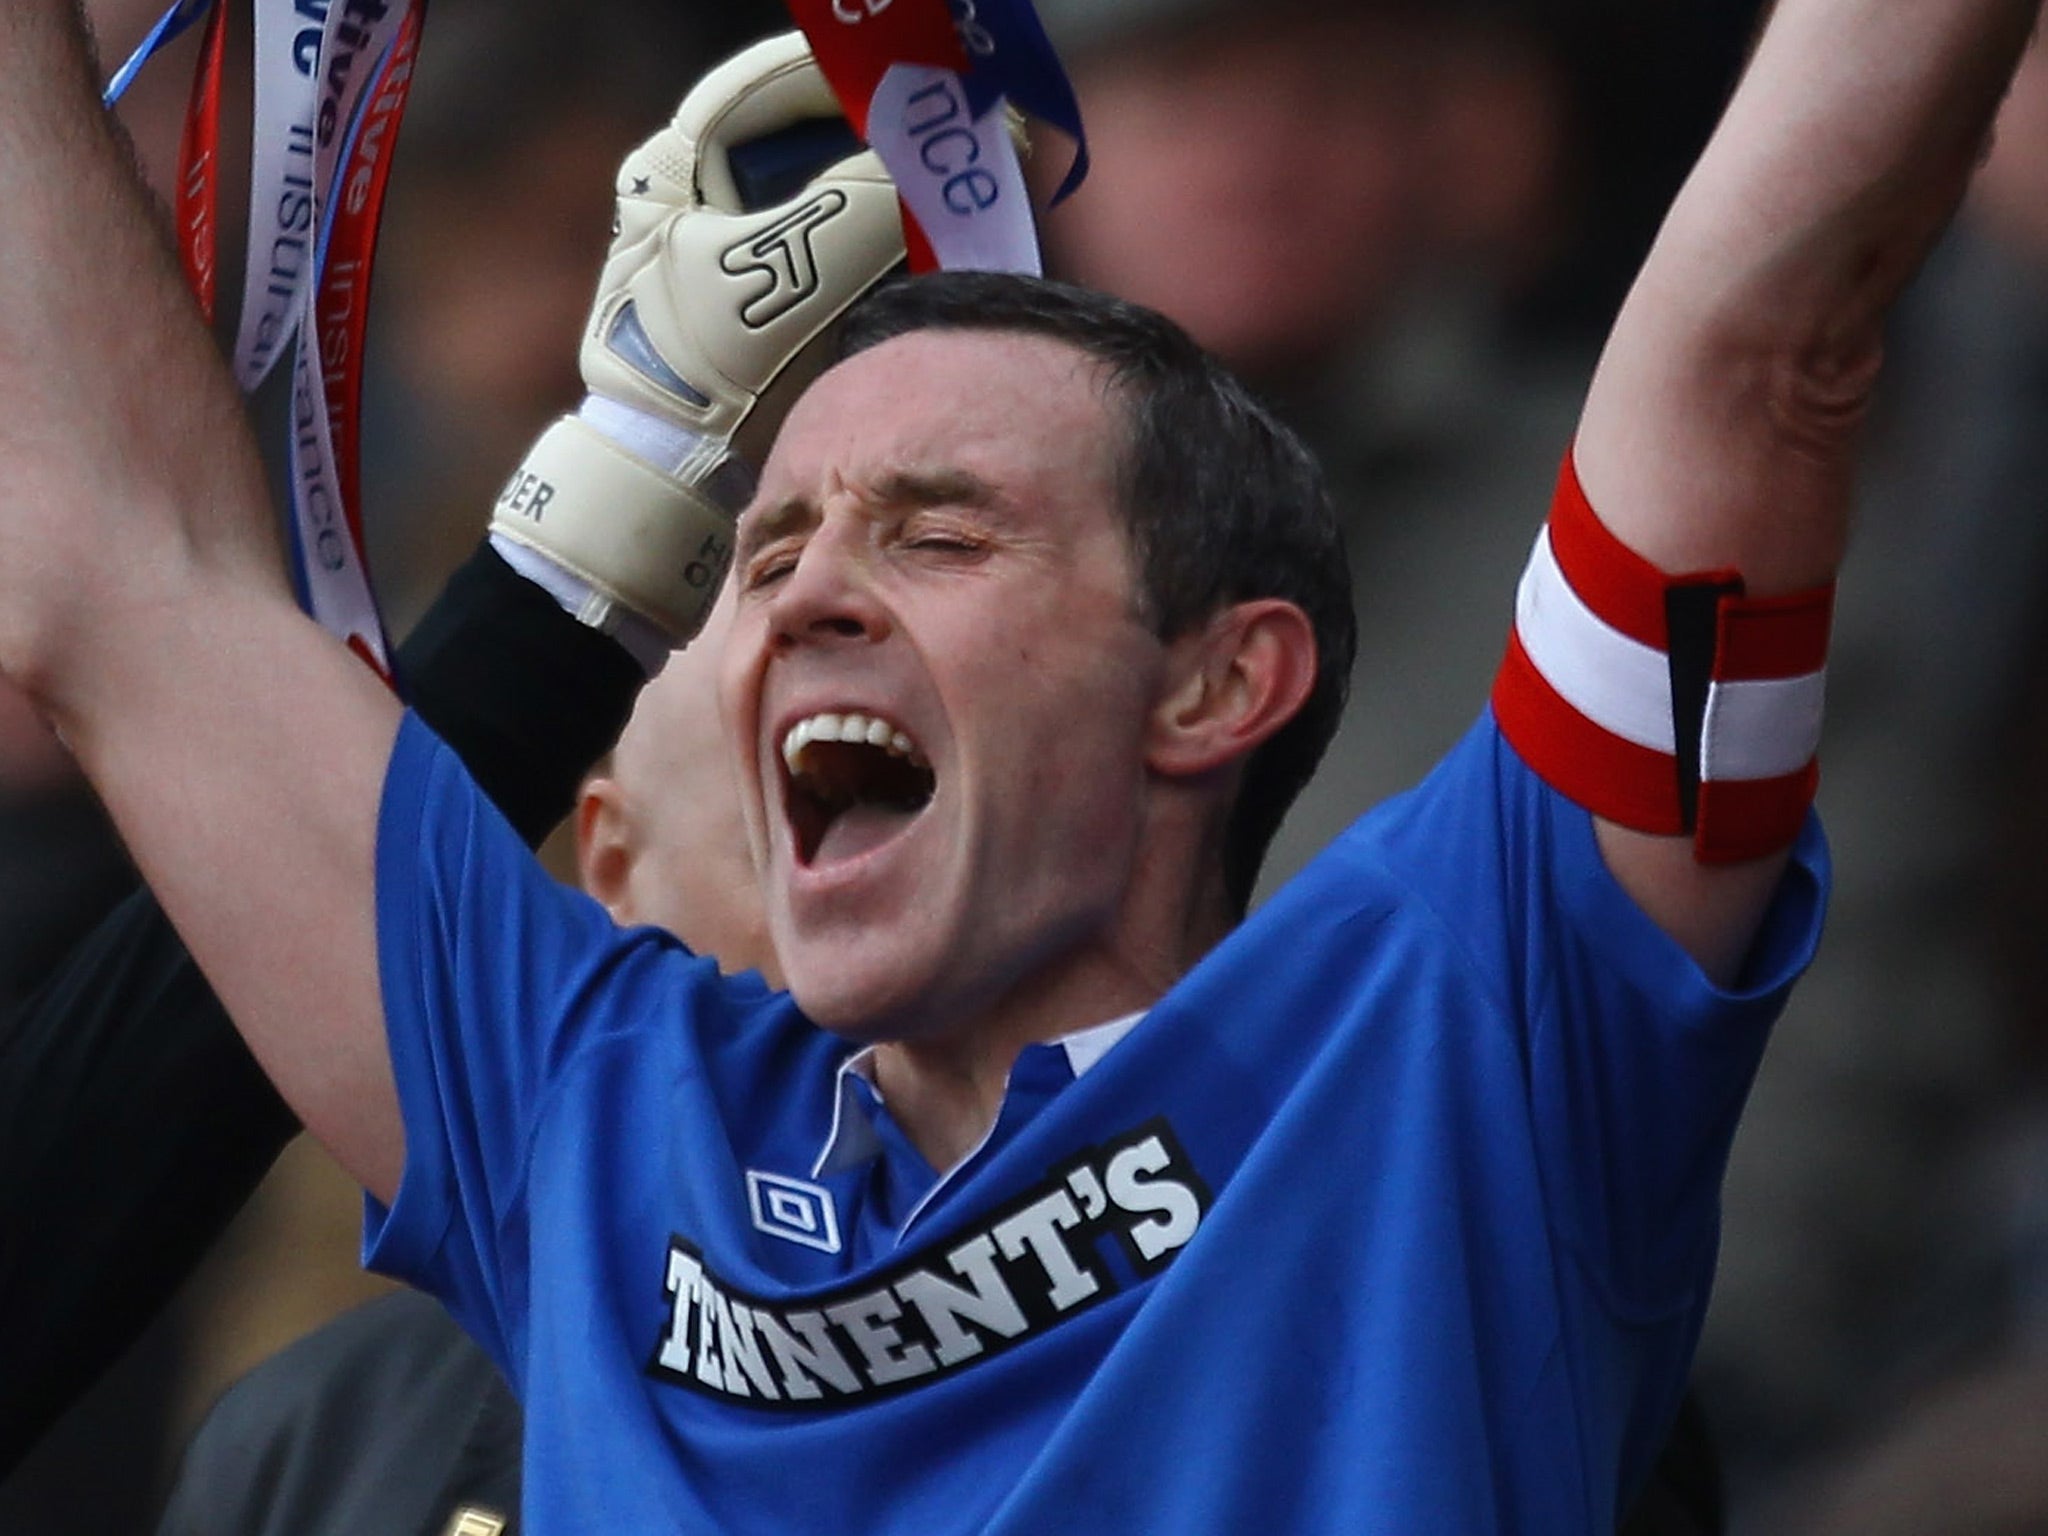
left=1036, top=0, right=1570, bottom=383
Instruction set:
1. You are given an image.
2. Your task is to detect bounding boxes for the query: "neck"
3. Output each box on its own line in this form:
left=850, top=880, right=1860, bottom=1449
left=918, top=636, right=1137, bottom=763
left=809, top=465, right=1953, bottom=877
left=868, top=1036, right=1018, bottom=1176
left=869, top=841, right=1237, bottom=1174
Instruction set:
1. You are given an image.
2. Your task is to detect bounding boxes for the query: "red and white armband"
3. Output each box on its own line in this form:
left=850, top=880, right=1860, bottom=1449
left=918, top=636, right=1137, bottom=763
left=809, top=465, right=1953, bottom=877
left=1491, top=453, right=1834, bottom=863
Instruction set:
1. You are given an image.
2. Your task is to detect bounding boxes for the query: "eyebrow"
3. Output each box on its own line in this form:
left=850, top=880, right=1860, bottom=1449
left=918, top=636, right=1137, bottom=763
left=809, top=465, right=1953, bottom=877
left=736, top=467, right=1005, bottom=564
left=736, top=496, right=817, bottom=567
left=871, top=467, right=1002, bottom=513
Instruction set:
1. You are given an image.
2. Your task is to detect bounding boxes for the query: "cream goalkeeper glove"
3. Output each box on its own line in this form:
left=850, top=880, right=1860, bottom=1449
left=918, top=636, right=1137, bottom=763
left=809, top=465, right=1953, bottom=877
left=491, top=31, right=905, bottom=649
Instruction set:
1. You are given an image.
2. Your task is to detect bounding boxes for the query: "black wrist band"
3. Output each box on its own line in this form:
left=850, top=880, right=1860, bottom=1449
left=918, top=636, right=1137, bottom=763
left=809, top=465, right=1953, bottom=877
left=398, top=542, right=644, bottom=847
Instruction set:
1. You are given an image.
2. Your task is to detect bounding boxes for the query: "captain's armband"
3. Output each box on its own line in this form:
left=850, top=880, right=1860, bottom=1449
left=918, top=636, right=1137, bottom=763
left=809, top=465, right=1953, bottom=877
left=1491, top=453, right=1834, bottom=863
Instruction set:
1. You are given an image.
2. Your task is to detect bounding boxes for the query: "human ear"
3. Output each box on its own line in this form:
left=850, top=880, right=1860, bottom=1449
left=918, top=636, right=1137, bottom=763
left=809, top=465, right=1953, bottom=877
left=1144, top=599, right=1318, bottom=779
left=575, top=776, right=642, bottom=925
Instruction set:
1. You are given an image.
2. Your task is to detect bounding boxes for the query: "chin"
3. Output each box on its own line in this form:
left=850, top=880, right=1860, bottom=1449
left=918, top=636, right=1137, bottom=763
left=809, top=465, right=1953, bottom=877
left=781, top=947, right=935, bottom=1044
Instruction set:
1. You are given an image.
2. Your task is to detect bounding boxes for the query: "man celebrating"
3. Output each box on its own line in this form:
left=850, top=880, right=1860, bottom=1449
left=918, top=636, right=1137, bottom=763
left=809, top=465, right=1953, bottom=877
left=0, top=2, right=2034, bottom=1531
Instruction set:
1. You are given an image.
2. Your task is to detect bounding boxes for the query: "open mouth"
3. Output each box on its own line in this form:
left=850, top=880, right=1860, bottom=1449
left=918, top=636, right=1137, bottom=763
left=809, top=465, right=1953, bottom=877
left=780, top=711, right=936, bottom=867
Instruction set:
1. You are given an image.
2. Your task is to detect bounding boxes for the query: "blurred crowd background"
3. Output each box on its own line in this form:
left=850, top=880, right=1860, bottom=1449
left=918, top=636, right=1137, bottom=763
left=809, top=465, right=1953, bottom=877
left=5, top=0, right=2048, bottom=1529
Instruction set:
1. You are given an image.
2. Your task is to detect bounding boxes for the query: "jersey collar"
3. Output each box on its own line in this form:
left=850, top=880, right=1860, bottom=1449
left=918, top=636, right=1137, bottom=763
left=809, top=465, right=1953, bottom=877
left=811, top=1010, right=1146, bottom=1183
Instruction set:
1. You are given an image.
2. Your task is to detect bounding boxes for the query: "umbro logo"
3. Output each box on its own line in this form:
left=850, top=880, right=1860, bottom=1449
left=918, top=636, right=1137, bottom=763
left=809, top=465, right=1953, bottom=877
left=720, top=189, right=849, bottom=330
left=746, top=1169, right=842, bottom=1253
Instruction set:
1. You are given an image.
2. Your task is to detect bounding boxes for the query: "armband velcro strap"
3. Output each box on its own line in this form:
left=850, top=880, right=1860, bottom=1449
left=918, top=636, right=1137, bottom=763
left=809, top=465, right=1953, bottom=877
left=1491, top=454, right=1834, bottom=863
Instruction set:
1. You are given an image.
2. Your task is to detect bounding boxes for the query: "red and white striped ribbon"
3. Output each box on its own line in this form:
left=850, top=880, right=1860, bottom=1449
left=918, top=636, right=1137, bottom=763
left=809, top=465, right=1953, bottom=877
left=120, top=0, right=424, bottom=680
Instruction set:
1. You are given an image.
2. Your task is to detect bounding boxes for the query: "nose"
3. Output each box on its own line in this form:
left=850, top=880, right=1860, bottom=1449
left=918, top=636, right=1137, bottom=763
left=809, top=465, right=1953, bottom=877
left=764, top=517, right=891, bottom=653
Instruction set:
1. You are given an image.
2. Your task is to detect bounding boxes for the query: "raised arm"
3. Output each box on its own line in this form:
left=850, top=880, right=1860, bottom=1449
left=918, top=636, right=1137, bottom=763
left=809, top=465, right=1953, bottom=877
left=0, top=542, right=644, bottom=1480
left=0, top=2, right=408, bottom=1194
left=1573, top=0, right=2041, bottom=980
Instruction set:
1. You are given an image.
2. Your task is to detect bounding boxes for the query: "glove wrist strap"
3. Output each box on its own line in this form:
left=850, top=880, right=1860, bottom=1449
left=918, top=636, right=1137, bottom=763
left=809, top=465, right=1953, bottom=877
left=579, top=394, right=758, bottom=505
left=491, top=413, right=739, bottom=647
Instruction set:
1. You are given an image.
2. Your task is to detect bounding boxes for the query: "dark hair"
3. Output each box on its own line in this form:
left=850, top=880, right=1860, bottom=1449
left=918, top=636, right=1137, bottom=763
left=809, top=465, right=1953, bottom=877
left=838, top=271, right=1356, bottom=914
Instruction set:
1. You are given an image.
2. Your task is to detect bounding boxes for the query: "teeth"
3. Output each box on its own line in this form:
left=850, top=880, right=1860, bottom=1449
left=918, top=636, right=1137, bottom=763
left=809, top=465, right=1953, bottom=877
left=781, top=711, right=926, bottom=775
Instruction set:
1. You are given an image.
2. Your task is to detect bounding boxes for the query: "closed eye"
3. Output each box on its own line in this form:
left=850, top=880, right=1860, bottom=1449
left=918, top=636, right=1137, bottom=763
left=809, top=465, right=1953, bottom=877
left=742, top=544, right=803, bottom=592
left=898, top=510, right=991, bottom=561
left=907, top=533, right=983, bottom=554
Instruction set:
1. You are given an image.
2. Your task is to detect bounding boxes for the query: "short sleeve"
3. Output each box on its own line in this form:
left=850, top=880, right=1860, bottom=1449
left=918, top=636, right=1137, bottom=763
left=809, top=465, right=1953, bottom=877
left=1365, top=711, right=1829, bottom=1310
left=364, top=713, right=669, bottom=1369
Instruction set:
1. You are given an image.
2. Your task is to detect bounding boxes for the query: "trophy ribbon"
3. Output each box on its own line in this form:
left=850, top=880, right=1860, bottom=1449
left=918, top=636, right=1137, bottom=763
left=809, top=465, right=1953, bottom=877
left=783, top=0, right=1088, bottom=274
left=102, top=0, right=425, bottom=681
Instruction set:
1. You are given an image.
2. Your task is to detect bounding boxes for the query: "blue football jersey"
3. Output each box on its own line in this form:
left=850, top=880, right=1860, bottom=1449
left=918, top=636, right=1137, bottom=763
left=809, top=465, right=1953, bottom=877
left=368, top=709, right=1827, bottom=1533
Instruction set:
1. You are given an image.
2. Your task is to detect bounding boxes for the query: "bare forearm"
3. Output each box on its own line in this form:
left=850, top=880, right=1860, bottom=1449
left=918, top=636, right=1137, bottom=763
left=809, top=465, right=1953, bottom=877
left=1579, top=0, right=2041, bottom=589
left=1567, top=0, right=2038, bottom=976
left=0, top=2, right=283, bottom=713
left=0, top=3, right=407, bottom=1199
left=1690, top=0, right=2036, bottom=336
